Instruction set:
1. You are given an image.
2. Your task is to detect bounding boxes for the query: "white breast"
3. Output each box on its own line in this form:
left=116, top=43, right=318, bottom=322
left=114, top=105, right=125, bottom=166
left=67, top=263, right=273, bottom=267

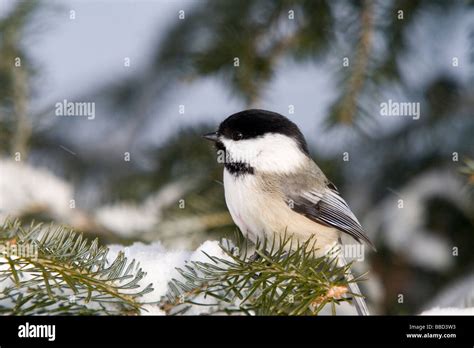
left=223, top=169, right=340, bottom=256
left=223, top=169, right=266, bottom=242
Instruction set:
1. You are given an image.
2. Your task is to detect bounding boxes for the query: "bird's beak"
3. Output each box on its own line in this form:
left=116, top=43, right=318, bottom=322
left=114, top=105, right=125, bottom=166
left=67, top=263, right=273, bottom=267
left=202, top=131, right=219, bottom=142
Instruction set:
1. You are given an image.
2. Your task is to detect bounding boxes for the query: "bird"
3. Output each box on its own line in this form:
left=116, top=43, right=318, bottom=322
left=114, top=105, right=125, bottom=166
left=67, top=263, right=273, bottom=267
left=203, top=109, right=375, bottom=315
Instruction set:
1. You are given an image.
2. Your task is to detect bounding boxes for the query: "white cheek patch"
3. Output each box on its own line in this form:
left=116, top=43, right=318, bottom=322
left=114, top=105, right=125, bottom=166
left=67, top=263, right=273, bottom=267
left=220, top=133, right=307, bottom=173
left=220, top=139, right=259, bottom=165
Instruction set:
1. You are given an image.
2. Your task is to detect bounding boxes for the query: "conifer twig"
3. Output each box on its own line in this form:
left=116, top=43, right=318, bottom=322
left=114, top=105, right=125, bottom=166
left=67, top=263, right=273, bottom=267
left=161, top=234, right=365, bottom=315
left=0, top=219, right=153, bottom=315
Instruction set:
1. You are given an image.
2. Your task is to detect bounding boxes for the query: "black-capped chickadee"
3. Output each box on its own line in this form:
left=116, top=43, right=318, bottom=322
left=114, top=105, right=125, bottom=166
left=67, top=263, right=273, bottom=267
left=203, top=109, right=374, bottom=315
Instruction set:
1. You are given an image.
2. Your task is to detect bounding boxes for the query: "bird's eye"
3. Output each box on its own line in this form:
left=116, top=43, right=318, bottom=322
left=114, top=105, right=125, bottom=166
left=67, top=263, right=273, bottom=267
left=233, top=132, right=243, bottom=141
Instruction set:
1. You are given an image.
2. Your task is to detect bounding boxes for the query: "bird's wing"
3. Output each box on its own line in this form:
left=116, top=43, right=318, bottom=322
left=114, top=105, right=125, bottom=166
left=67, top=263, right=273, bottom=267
left=286, top=183, right=375, bottom=249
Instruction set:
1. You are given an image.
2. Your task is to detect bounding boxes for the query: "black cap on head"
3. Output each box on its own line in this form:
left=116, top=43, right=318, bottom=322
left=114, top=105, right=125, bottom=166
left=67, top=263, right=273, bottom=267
left=217, top=109, right=309, bottom=155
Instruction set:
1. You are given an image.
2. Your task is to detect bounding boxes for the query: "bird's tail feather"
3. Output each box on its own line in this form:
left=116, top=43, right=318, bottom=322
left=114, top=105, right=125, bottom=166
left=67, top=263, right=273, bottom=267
left=336, top=253, right=370, bottom=316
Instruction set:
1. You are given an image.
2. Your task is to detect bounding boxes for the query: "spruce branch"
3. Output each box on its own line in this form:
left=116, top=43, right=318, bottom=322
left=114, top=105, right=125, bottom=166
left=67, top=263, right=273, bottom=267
left=331, top=0, right=374, bottom=125
left=0, top=1, right=38, bottom=158
left=0, top=219, right=153, bottom=315
left=161, top=234, right=365, bottom=315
